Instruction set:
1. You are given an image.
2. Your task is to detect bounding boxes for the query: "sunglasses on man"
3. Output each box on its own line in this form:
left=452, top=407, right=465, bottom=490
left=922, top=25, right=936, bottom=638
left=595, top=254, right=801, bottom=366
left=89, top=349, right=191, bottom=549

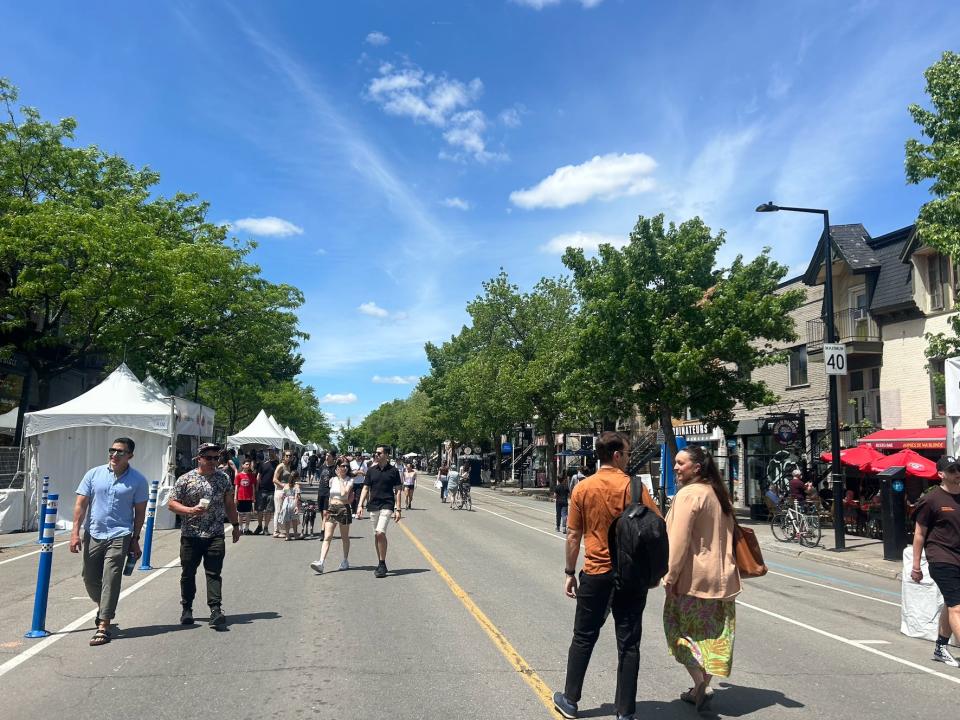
left=108, top=448, right=128, bottom=456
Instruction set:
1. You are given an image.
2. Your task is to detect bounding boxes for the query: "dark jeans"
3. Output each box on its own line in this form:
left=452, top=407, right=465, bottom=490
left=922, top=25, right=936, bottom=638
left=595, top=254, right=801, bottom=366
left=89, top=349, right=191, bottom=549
left=564, top=570, right=647, bottom=717
left=556, top=501, right=568, bottom=530
left=179, top=535, right=225, bottom=610
left=440, top=480, right=449, bottom=500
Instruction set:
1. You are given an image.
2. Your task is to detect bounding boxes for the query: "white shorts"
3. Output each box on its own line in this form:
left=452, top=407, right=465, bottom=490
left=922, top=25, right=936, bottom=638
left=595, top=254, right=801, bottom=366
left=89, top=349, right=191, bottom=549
left=370, top=508, right=393, bottom=534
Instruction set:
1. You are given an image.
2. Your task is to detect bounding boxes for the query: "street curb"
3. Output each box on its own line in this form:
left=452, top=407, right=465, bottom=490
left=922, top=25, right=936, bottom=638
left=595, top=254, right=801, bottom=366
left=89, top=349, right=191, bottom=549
left=489, top=486, right=553, bottom=503
left=760, top=541, right=903, bottom=581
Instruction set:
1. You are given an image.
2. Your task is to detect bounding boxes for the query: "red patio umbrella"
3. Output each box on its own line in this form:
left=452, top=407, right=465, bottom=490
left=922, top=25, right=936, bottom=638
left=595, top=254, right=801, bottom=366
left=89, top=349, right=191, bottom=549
left=864, top=449, right=939, bottom=480
left=820, top=445, right=885, bottom=470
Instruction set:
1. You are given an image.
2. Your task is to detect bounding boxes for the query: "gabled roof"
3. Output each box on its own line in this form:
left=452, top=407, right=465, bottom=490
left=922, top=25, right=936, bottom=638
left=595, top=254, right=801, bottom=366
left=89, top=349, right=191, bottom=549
left=868, top=225, right=917, bottom=315
left=802, top=224, right=878, bottom=285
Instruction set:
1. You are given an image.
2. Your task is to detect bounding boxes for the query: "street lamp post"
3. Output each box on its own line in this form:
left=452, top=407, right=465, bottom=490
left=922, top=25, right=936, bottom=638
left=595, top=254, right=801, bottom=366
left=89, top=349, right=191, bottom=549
left=756, top=202, right=845, bottom=550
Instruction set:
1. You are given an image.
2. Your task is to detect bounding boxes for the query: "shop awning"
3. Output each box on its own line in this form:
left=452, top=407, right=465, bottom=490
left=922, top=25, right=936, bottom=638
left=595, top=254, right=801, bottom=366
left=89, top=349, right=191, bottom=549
left=857, top=427, right=945, bottom=451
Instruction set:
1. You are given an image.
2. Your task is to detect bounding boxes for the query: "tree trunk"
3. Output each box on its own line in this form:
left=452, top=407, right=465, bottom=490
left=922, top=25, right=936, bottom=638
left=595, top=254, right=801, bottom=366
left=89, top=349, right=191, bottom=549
left=493, top=433, right=502, bottom=483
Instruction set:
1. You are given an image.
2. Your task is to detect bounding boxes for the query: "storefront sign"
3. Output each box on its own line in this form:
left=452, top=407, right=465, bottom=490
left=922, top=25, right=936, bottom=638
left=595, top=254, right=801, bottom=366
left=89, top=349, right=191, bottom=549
left=772, top=419, right=798, bottom=445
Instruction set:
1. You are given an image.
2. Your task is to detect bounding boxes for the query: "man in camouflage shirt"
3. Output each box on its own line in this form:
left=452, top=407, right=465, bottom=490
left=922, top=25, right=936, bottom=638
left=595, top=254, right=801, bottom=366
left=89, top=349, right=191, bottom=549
left=169, top=442, right=241, bottom=628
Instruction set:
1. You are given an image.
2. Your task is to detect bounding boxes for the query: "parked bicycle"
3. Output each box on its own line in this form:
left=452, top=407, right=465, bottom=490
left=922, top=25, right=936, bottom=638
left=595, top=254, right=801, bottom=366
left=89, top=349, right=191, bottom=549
left=770, top=500, right=821, bottom=547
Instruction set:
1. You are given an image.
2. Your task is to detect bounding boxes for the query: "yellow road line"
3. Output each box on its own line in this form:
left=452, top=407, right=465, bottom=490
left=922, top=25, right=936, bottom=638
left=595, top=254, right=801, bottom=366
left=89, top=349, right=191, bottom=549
left=398, top=521, right=563, bottom=718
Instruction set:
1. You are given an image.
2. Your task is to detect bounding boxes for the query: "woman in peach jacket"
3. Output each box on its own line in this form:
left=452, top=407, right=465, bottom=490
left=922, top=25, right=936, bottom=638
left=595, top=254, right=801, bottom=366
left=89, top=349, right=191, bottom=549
left=663, top=445, right=741, bottom=711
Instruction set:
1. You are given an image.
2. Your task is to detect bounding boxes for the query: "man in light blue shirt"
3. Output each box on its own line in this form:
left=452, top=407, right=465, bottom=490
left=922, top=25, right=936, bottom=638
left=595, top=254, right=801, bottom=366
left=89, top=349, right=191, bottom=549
left=69, top=437, right=149, bottom=646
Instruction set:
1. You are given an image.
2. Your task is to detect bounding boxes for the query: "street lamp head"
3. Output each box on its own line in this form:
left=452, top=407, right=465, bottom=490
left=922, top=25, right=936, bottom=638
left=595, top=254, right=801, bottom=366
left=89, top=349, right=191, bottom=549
left=755, top=202, right=780, bottom=213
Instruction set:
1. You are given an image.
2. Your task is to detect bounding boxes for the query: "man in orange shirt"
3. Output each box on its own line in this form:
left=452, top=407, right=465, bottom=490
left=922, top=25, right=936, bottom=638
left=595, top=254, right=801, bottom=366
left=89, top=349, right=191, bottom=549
left=553, top=431, right=660, bottom=720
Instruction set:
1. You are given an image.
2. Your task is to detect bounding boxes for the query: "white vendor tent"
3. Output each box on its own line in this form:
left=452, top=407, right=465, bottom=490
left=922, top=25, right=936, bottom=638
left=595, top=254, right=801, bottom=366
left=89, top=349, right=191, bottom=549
left=19, top=364, right=214, bottom=534
left=144, top=373, right=215, bottom=439
left=0, top=406, right=17, bottom=434
left=226, top=409, right=287, bottom=449
left=284, top=426, right=304, bottom=447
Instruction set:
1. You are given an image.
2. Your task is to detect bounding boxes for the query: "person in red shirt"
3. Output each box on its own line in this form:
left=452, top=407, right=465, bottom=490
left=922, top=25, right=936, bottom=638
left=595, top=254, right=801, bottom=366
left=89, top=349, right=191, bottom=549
left=234, top=459, right=257, bottom=535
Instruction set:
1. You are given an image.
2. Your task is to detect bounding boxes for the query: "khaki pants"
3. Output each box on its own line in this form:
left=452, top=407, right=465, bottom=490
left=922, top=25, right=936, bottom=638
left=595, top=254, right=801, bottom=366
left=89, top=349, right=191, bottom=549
left=82, top=533, right=132, bottom=621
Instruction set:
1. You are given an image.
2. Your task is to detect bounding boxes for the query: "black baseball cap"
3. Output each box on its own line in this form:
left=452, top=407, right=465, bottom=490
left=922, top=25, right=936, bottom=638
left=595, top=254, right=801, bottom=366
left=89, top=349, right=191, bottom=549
left=936, top=456, right=960, bottom=472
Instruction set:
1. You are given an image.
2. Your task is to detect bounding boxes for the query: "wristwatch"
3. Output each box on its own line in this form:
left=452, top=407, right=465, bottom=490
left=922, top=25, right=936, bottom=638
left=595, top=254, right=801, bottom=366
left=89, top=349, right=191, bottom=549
left=564, top=568, right=576, bottom=576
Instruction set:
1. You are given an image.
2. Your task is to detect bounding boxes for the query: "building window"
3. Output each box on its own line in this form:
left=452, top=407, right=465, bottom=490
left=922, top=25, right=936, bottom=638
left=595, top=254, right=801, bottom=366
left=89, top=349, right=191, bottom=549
left=788, top=347, right=808, bottom=387
left=928, top=254, right=949, bottom=311
left=930, top=358, right=946, bottom=419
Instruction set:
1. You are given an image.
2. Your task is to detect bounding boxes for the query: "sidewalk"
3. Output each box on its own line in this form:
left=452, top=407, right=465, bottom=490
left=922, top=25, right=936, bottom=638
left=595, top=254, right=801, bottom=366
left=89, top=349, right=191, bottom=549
left=488, top=482, right=553, bottom=502
left=741, top=516, right=906, bottom=581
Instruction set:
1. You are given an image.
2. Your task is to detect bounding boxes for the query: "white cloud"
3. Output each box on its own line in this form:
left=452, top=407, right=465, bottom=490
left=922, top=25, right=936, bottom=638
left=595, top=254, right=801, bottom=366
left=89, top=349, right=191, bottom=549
left=228, top=216, right=304, bottom=237
left=372, top=375, right=420, bottom=384
left=499, top=106, right=524, bottom=128
left=365, top=31, right=390, bottom=46
left=539, top=231, right=626, bottom=254
left=358, top=301, right=390, bottom=318
left=442, top=197, right=471, bottom=210
left=366, top=61, right=501, bottom=162
left=510, top=152, right=657, bottom=209
left=321, top=392, right=358, bottom=405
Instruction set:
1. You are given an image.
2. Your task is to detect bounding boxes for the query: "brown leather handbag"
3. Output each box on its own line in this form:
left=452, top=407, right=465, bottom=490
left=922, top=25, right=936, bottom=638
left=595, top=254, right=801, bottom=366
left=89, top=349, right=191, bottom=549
left=733, top=522, right=767, bottom=578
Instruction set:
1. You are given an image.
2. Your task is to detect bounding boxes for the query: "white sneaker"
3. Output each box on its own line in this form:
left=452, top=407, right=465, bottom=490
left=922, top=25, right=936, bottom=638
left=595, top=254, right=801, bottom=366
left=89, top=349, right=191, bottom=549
left=310, top=560, right=324, bottom=574
left=338, top=559, right=350, bottom=571
left=933, top=645, right=960, bottom=667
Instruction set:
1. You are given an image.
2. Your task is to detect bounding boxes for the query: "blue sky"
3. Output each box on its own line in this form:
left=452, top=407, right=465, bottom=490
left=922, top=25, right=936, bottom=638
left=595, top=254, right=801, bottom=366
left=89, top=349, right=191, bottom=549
left=2, top=1, right=957, bottom=433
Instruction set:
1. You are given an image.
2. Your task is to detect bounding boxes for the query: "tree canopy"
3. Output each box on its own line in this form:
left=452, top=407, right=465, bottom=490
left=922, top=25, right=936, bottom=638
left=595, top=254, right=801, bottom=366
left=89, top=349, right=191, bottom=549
left=906, top=51, right=960, bottom=254
left=563, top=214, right=803, bottom=458
left=0, top=79, right=327, bottom=444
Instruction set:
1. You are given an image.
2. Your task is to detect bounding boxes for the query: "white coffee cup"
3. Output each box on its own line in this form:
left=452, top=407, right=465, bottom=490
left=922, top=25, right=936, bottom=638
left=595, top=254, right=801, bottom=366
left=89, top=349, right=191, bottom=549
left=198, top=498, right=210, bottom=509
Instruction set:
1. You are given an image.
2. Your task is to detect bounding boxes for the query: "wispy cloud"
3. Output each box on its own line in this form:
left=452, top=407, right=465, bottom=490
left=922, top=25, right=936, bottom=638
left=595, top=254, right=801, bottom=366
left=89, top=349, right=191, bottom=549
left=321, top=392, right=358, bottom=405
left=511, top=0, right=604, bottom=8
left=372, top=375, right=420, bottom=384
left=539, top=231, right=626, bottom=254
left=358, top=301, right=390, bottom=318
left=227, top=216, right=304, bottom=236
left=366, top=60, right=504, bottom=162
left=365, top=31, right=390, bottom=46
left=231, top=16, right=453, bottom=254
left=442, top=196, right=471, bottom=210
left=499, top=106, right=524, bottom=128
left=510, top=152, right=657, bottom=209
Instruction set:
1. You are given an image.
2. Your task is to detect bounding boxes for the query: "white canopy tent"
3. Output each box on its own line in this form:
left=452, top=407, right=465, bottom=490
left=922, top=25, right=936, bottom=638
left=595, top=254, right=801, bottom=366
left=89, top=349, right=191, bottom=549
left=19, top=364, right=214, bottom=533
left=226, top=409, right=287, bottom=449
left=0, top=406, right=17, bottom=434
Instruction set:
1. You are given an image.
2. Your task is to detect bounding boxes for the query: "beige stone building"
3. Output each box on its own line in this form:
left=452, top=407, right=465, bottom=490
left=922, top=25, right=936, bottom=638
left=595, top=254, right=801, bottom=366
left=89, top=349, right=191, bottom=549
left=731, top=223, right=951, bottom=511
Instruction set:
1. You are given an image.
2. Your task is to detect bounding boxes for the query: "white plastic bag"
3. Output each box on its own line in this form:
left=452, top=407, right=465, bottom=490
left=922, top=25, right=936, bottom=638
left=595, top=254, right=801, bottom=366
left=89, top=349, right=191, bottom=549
left=901, top=546, right=944, bottom=640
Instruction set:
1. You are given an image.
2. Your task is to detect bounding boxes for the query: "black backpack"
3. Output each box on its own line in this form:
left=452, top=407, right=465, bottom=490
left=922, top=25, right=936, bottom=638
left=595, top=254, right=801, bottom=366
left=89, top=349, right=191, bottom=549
left=608, top=477, right=669, bottom=592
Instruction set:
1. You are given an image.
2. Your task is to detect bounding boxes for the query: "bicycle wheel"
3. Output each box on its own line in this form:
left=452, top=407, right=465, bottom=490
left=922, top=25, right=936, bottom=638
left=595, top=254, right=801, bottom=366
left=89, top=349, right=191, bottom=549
left=770, top=514, right=790, bottom=542
left=799, top=515, right=821, bottom=547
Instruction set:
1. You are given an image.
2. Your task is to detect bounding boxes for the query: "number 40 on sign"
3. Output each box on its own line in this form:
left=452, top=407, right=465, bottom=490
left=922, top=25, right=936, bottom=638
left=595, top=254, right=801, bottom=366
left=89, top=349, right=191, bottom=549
left=823, top=343, right=847, bottom=375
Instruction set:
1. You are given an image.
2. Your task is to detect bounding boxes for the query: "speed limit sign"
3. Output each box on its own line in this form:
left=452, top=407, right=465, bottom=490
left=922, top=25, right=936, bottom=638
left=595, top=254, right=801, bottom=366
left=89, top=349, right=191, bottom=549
left=823, top=343, right=847, bottom=375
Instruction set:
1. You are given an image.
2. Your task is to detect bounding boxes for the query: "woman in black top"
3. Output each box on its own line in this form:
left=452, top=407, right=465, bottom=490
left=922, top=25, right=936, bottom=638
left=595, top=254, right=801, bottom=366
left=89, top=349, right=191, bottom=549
left=554, top=475, right=570, bottom=533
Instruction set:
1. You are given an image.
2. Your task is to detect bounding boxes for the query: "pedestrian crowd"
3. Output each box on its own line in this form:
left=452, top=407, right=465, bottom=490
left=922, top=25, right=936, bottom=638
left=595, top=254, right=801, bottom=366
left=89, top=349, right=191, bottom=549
left=62, top=425, right=960, bottom=717
left=69, top=438, right=410, bottom=643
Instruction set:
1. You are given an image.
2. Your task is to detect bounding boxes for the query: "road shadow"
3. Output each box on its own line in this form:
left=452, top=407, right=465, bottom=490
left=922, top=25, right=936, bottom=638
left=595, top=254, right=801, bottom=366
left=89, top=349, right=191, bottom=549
left=336, top=566, right=430, bottom=577
left=119, top=623, right=197, bottom=639
left=577, top=683, right=803, bottom=718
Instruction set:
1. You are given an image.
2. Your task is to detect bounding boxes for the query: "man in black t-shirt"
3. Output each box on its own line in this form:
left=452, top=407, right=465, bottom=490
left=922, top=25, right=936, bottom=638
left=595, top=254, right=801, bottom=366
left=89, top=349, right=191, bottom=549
left=316, top=451, right=337, bottom=541
left=356, top=446, right=402, bottom=578
left=911, top=455, right=960, bottom=668
left=254, top=448, right=279, bottom=535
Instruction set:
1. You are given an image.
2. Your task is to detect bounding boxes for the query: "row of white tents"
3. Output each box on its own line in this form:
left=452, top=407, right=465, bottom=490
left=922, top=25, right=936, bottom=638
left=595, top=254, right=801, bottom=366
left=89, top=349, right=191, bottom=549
left=0, top=363, right=312, bottom=535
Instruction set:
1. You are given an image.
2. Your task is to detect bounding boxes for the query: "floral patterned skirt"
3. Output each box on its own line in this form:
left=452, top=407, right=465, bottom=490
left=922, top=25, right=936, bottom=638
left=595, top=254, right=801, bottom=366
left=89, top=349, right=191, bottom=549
left=663, top=594, right=736, bottom=677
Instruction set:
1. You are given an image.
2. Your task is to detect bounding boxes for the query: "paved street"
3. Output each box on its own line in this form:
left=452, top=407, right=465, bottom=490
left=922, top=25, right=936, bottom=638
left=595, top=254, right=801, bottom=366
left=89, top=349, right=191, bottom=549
left=0, top=476, right=956, bottom=720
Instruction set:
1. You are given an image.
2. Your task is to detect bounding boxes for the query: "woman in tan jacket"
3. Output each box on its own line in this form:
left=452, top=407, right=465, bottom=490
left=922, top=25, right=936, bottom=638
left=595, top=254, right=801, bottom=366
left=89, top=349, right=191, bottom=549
left=663, top=445, right=741, bottom=710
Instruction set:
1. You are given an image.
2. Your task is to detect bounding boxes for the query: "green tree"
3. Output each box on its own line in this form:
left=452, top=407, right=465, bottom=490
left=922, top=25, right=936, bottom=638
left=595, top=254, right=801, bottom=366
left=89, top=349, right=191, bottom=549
left=563, top=214, right=803, bottom=461
left=906, top=51, right=960, bottom=253
left=260, top=380, right=332, bottom=445
left=0, top=79, right=308, bottom=430
left=422, top=271, right=581, bottom=486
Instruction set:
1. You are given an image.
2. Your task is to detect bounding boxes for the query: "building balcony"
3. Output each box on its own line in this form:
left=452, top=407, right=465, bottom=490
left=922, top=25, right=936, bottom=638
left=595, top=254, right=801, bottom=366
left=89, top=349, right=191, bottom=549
left=807, top=309, right=882, bottom=355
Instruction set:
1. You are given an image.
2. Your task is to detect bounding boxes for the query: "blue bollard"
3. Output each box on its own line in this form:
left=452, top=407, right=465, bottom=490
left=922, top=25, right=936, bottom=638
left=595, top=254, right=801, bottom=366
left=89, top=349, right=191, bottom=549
left=138, top=480, right=159, bottom=571
left=26, top=493, right=59, bottom=638
left=36, top=476, right=50, bottom=544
